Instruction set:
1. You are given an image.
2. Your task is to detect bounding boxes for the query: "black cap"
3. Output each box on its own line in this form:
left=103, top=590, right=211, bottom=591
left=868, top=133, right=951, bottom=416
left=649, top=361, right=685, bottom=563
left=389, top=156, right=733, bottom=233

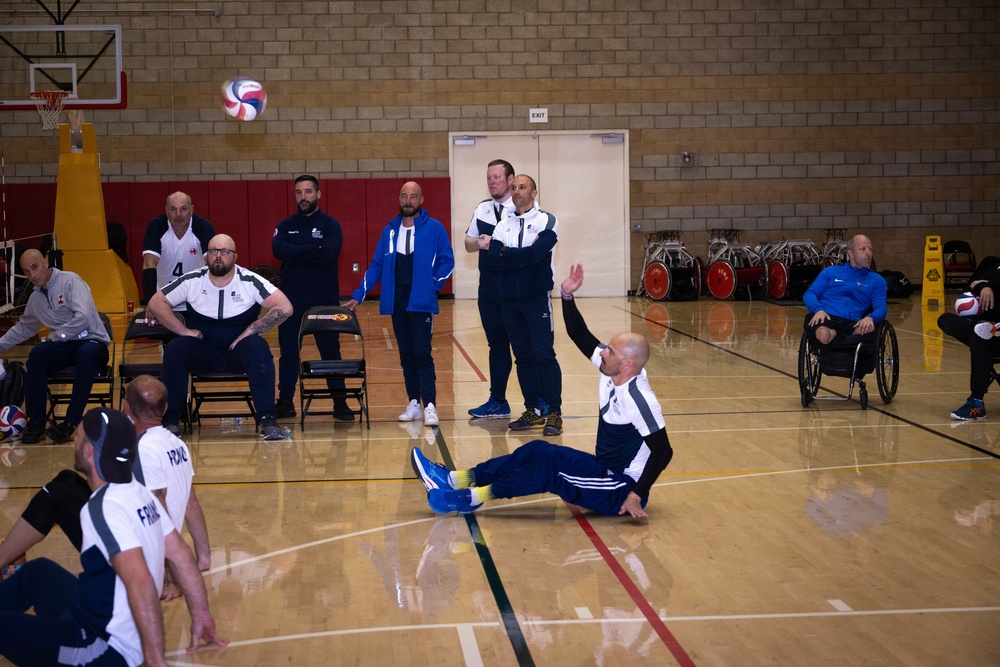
left=82, top=407, right=136, bottom=484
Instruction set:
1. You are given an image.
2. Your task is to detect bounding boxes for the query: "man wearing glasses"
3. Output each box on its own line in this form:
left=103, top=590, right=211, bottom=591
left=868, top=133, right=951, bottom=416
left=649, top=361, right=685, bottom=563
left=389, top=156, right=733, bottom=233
left=147, top=234, right=293, bottom=440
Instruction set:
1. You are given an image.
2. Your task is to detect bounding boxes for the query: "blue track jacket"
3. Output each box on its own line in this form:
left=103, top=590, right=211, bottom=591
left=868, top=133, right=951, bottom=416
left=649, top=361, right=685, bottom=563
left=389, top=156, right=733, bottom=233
left=804, top=263, right=888, bottom=323
left=351, top=209, right=455, bottom=315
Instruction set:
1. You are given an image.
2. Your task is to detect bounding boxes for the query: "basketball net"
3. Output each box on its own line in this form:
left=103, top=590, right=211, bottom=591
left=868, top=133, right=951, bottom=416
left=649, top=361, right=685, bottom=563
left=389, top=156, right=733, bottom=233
left=30, top=91, right=68, bottom=131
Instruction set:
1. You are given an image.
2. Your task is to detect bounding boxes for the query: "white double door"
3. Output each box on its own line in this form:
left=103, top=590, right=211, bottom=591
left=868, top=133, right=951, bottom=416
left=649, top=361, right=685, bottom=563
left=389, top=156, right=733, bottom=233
left=449, top=130, right=630, bottom=298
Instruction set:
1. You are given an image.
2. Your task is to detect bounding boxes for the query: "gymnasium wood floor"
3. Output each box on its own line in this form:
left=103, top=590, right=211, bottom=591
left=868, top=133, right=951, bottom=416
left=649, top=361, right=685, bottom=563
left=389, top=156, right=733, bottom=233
left=2, top=295, right=998, bottom=666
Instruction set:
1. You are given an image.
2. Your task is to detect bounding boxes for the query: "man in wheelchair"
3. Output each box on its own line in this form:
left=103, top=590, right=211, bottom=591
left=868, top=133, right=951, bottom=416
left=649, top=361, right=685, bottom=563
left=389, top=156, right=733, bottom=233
left=799, top=235, right=894, bottom=408
left=803, top=234, right=887, bottom=345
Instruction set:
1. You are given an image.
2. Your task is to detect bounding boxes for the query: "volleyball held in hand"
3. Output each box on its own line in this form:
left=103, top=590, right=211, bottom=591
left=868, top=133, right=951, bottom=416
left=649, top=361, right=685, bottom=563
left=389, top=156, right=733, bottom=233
left=221, top=77, right=267, bottom=121
left=955, top=292, right=981, bottom=318
left=0, top=405, right=27, bottom=437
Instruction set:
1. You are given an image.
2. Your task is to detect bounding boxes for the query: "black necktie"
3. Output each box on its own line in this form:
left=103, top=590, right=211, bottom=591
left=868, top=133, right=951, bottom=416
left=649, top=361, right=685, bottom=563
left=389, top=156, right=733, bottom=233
left=517, top=218, right=524, bottom=247
left=494, top=203, right=503, bottom=223
left=405, top=229, right=412, bottom=254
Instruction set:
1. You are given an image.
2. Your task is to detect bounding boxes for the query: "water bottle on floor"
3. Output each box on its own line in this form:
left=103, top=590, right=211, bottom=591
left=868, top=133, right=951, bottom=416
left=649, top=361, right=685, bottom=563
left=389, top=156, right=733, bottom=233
left=220, top=417, right=244, bottom=433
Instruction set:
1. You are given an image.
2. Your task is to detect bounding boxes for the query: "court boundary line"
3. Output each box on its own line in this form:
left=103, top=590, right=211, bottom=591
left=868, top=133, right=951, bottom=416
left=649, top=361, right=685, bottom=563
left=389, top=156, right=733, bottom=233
left=181, top=453, right=994, bottom=664
left=631, top=305, right=1000, bottom=461
left=162, top=605, right=1000, bottom=662
left=437, top=430, right=535, bottom=667
left=566, top=503, right=697, bottom=667
left=201, top=454, right=993, bottom=575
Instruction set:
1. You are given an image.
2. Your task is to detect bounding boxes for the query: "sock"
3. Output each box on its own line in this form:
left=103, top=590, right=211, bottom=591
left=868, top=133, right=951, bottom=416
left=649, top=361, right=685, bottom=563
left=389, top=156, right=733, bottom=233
left=470, top=485, right=495, bottom=505
left=451, top=469, right=474, bottom=489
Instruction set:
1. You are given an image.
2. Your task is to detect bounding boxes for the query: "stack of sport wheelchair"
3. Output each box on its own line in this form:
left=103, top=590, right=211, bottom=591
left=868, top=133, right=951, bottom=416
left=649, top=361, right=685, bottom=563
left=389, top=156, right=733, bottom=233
left=637, top=231, right=702, bottom=301
left=756, top=238, right=823, bottom=300
left=703, top=229, right=768, bottom=300
left=797, top=316, right=899, bottom=410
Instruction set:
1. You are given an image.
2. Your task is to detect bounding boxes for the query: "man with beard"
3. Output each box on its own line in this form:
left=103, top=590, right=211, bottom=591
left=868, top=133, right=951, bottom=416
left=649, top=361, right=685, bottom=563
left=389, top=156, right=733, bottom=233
left=0, top=376, right=210, bottom=603
left=271, top=175, right=351, bottom=421
left=142, top=191, right=215, bottom=305
left=147, top=234, right=293, bottom=441
left=0, top=407, right=227, bottom=666
left=411, top=264, right=674, bottom=518
left=345, top=182, right=454, bottom=427
left=0, top=249, right=111, bottom=444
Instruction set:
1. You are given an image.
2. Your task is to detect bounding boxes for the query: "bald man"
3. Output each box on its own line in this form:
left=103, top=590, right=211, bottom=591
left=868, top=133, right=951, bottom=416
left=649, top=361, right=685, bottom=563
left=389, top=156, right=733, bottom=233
left=803, top=234, right=887, bottom=345
left=147, top=234, right=293, bottom=441
left=0, top=249, right=110, bottom=444
left=142, top=191, right=215, bottom=305
left=346, top=181, right=455, bottom=427
left=412, top=264, right=675, bottom=519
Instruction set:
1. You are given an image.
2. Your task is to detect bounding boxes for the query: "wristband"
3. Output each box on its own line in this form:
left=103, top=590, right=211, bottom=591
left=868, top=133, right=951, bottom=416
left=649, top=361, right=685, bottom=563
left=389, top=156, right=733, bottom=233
left=560, top=286, right=573, bottom=300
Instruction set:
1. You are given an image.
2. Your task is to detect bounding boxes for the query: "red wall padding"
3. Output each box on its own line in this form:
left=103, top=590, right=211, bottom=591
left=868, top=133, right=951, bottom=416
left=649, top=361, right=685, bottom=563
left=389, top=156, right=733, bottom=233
left=4, top=177, right=451, bottom=299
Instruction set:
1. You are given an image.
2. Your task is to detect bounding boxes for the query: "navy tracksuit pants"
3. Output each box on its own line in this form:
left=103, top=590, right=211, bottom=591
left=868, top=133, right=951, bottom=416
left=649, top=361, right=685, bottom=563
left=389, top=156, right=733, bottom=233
left=500, top=292, right=561, bottom=413
left=472, top=440, right=639, bottom=515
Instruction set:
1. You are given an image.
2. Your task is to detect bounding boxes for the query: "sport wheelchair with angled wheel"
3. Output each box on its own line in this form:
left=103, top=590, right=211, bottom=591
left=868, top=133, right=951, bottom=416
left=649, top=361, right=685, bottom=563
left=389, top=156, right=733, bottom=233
left=798, top=319, right=899, bottom=409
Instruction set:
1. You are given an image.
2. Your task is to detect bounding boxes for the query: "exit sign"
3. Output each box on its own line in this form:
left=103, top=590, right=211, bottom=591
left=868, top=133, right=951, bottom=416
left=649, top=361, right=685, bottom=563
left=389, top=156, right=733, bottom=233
left=529, top=108, right=548, bottom=123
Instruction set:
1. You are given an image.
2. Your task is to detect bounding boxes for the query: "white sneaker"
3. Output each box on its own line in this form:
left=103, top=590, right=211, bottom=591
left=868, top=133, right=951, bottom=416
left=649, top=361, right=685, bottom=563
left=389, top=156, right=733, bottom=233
left=424, top=403, right=439, bottom=427
left=974, top=321, right=999, bottom=340
left=398, top=399, right=422, bottom=422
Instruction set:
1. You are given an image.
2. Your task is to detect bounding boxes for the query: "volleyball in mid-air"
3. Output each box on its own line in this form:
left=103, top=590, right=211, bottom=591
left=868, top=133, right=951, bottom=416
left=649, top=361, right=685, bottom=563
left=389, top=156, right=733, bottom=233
left=221, top=77, right=267, bottom=121
left=954, top=292, right=980, bottom=318
left=0, top=405, right=26, bottom=437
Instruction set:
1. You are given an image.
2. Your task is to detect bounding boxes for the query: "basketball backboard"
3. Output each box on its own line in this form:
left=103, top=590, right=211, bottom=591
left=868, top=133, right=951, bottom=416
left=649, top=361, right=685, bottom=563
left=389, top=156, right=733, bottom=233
left=0, top=24, right=125, bottom=111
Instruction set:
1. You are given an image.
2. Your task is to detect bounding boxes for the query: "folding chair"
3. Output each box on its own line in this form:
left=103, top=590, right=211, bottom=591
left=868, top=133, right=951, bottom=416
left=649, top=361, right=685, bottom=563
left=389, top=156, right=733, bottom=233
left=298, top=305, right=369, bottom=429
left=46, top=312, right=115, bottom=423
left=189, top=370, right=257, bottom=428
left=943, top=240, right=976, bottom=289
left=118, top=310, right=189, bottom=427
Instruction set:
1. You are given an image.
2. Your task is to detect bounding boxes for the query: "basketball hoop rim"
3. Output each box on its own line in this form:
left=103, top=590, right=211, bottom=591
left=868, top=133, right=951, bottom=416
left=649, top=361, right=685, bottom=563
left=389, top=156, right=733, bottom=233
left=30, top=90, right=70, bottom=109
left=30, top=91, right=70, bottom=130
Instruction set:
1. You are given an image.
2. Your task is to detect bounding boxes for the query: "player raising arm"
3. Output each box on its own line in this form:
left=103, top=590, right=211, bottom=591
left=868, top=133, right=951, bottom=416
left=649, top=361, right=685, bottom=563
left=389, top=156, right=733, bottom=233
left=411, top=264, right=674, bottom=519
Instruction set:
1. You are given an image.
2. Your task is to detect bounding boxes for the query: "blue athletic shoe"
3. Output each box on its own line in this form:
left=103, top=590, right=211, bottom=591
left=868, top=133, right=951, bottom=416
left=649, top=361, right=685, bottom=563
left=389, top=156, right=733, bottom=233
left=951, top=397, right=987, bottom=421
left=427, top=488, right=482, bottom=515
left=411, top=447, right=453, bottom=491
left=468, top=397, right=511, bottom=419
left=536, top=396, right=549, bottom=416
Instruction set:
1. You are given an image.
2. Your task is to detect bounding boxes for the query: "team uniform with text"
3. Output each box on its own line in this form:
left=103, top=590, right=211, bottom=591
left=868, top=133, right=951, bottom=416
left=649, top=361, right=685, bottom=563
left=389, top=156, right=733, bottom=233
left=159, top=265, right=279, bottom=426
left=0, top=481, right=173, bottom=667
left=471, top=297, right=674, bottom=514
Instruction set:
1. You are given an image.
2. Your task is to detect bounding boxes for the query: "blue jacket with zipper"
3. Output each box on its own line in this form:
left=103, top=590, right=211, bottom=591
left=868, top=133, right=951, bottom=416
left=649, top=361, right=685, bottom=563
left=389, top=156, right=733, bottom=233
left=351, top=208, right=455, bottom=315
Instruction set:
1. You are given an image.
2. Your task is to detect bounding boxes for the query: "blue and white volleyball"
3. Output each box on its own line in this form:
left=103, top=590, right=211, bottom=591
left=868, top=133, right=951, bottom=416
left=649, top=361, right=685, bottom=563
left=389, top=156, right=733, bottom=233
left=221, top=77, right=267, bottom=121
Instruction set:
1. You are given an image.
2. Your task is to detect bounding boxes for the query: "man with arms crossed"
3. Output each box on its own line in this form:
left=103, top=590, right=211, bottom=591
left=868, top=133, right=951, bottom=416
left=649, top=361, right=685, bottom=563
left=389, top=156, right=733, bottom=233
left=465, top=159, right=517, bottom=419
left=272, top=175, right=352, bottom=421
left=487, top=175, right=563, bottom=435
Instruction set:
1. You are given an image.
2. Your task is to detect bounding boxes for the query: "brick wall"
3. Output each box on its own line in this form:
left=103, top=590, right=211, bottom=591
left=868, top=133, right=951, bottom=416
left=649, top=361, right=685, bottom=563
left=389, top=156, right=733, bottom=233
left=1, top=0, right=997, bottom=288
